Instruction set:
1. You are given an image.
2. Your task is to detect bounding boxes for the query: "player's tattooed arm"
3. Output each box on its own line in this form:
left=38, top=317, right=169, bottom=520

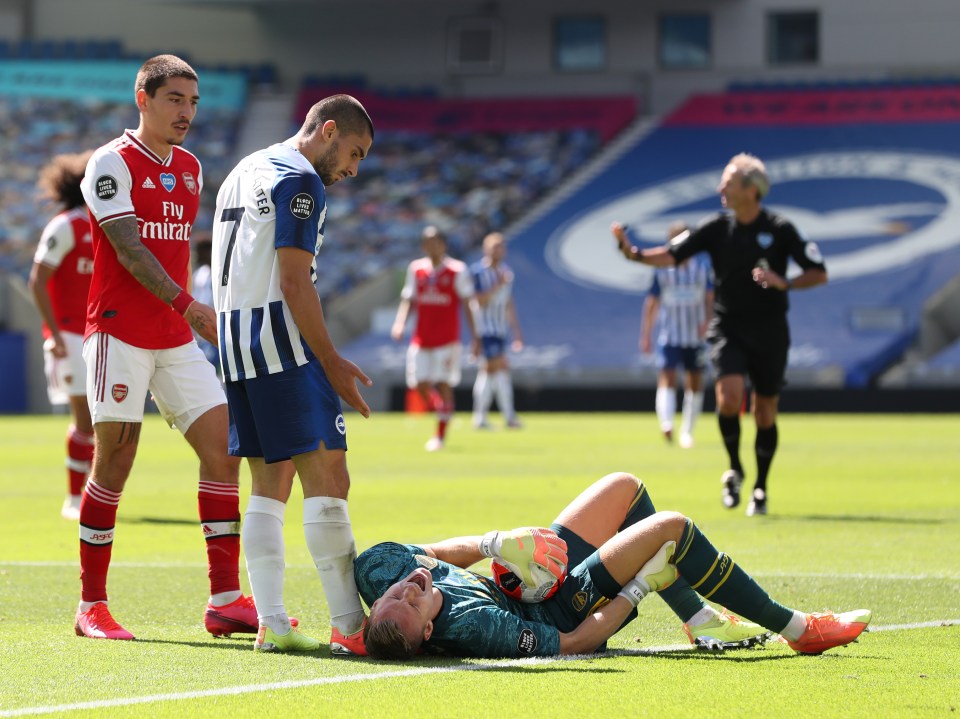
left=101, top=217, right=181, bottom=302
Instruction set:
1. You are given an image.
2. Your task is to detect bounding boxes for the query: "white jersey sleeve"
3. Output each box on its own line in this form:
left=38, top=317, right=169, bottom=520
left=34, top=213, right=78, bottom=268
left=400, top=261, right=417, bottom=300
left=80, top=147, right=135, bottom=226
left=454, top=262, right=475, bottom=300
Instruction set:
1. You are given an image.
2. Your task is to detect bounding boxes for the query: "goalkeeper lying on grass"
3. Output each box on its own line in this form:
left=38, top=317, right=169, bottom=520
left=351, top=472, right=871, bottom=660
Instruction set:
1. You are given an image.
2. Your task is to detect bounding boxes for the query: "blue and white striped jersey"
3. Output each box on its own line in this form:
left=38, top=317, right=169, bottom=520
left=649, top=253, right=713, bottom=348
left=470, top=261, right=514, bottom=339
left=211, top=143, right=327, bottom=382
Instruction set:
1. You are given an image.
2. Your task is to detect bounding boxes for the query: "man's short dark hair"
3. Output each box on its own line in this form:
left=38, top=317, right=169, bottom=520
left=301, top=94, right=374, bottom=141
left=136, top=54, right=198, bottom=97
left=364, top=617, right=421, bottom=660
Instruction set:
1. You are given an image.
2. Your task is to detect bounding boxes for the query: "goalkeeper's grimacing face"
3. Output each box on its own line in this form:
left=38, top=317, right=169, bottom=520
left=369, top=567, right=440, bottom=643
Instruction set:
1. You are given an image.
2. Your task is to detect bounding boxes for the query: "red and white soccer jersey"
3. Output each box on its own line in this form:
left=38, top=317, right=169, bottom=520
left=80, top=130, right=202, bottom=349
left=401, top=257, right=474, bottom=349
left=33, top=206, right=94, bottom=339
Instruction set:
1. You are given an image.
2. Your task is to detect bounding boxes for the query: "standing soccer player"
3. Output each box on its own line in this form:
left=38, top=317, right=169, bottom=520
left=28, top=150, right=95, bottom=520
left=76, top=55, right=257, bottom=640
left=613, top=153, right=827, bottom=516
left=212, top=94, right=374, bottom=654
left=638, top=222, right=713, bottom=448
left=391, top=226, right=478, bottom=451
left=470, top=232, right=524, bottom=429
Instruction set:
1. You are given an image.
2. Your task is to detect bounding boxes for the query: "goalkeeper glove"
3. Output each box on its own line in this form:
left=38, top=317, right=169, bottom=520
left=479, top=527, right=568, bottom=584
left=618, top=540, right=679, bottom=607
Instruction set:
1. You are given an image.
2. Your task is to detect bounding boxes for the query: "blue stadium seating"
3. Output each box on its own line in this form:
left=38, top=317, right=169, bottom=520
left=342, top=86, right=960, bottom=389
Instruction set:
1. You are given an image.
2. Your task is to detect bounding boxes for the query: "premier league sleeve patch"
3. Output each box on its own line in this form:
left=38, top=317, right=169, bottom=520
left=805, top=241, right=824, bottom=264
left=95, top=175, right=119, bottom=200
left=290, top=193, right=315, bottom=220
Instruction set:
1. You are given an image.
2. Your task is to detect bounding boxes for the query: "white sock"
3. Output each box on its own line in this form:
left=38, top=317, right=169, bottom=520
left=681, top=390, right=703, bottom=436
left=243, top=496, right=287, bottom=626
left=303, top=496, right=365, bottom=635
left=686, top=605, right=719, bottom=627
left=655, top=387, right=676, bottom=432
left=494, top=372, right=516, bottom=421
left=473, top=370, right=492, bottom=423
left=78, top=600, right=105, bottom=613
left=779, top=611, right=809, bottom=641
left=209, top=590, right=242, bottom=607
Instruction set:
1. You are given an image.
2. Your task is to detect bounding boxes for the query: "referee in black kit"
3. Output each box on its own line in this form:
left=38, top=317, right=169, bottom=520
left=611, top=153, right=827, bottom=517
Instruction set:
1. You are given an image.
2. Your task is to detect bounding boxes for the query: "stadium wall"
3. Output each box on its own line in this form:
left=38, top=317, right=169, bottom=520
left=15, top=0, right=960, bottom=114
left=390, top=385, right=960, bottom=414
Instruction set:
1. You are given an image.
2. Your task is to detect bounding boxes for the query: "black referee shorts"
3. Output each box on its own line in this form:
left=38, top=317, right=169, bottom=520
left=706, top=317, right=790, bottom=397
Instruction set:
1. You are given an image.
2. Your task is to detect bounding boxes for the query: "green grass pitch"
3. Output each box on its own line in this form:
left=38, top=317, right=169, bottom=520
left=1, top=412, right=958, bottom=717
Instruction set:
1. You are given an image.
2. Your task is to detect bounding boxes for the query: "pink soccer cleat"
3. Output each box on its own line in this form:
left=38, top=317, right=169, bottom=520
left=75, top=603, right=134, bottom=640
left=204, top=594, right=298, bottom=637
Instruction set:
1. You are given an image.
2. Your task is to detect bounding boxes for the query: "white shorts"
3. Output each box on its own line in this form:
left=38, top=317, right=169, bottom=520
left=83, top=333, right=225, bottom=433
left=43, top=331, right=87, bottom=404
left=406, top=342, right=462, bottom=389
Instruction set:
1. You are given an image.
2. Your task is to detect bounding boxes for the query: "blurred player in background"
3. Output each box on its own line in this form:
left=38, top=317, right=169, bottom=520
left=28, top=150, right=95, bottom=520
left=391, top=226, right=478, bottom=451
left=470, top=232, right=524, bottom=430
left=75, top=55, right=255, bottom=641
left=638, top=221, right=713, bottom=448
left=189, top=231, right=219, bottom=371
left=357, top=471, right=870, bottom=659
left=613, top=153, right=827, bottom=516
left=213, top=94, right=374, bottom=655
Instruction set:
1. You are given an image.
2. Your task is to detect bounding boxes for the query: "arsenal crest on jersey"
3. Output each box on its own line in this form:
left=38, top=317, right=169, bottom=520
left=182, top=172, right=197, bottom=196
left=112, top=384, right=129, bottom=402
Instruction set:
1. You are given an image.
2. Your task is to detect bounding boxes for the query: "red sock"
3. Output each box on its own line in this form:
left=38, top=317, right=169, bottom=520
left=66, top=426, right=94, bottom=496
left=79, top=480, right=121, bottom=603
left=437, top=400, right=454, bottom=440
left=198, top=481, right=241, bottom=596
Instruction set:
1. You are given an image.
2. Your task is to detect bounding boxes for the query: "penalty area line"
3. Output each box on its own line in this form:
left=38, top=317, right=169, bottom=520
left=2, top=620, right=958, bottom=717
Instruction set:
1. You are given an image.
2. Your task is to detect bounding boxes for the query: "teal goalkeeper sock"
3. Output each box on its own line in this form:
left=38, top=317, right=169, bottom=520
left=618, top=480, right=709, bottom=623
left=674, top=519, right=794, bottom=633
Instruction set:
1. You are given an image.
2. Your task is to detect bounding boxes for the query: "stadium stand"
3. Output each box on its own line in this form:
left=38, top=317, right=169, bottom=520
left=296, top=82, right=635, bottom=300
left=0, top=52, right=250, bottom=274
left=340, top=84, right=960, bottom=393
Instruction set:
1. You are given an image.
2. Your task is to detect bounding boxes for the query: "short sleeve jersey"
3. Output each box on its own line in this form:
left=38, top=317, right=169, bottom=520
left=355, top=542, right=562, bottom=658
left=470, top=261, right=515, bottom=339
left=648, top=254, right=713, bottom=348
left=400, top=257, right=475, bottom=348
left=80, top=131, right=201, bottom=348
left=33, top=206, right=94, bottom=339
left=669, top=208, right=826, bottom=322
left=211, top=143, right=327, bottom=382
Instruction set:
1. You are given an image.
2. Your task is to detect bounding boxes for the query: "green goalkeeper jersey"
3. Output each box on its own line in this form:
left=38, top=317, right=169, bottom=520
left=355, top=542, right=562, bottom=657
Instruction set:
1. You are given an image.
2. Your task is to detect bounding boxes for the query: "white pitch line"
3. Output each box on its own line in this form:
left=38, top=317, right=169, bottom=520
left=1, top=621, right=958, bottom=718
left=1, top=561, right=958, bottom=581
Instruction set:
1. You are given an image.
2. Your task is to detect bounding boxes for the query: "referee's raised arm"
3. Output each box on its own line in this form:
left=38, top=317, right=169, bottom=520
left=610, top=222, right=676, bottom=266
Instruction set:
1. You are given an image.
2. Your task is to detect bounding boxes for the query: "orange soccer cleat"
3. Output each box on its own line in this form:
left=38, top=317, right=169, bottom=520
left=330, top=620, right=368, bottom=657
left=785, top=609, right=872, bottom=655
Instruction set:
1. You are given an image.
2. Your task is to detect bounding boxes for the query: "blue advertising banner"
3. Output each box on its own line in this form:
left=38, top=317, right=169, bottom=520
left=0, top=61, right=246, bottom=110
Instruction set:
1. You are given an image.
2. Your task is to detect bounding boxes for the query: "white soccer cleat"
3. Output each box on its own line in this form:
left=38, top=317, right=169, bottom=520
left=61, top=495, right=81, bottom=521
left=679, top=433, right=694, bottom=449
left=425, top=436, right=444, bottom=452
